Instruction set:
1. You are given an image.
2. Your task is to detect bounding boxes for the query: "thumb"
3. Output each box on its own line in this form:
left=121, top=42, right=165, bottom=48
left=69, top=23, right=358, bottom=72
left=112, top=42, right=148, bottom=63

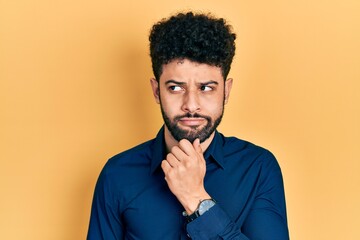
left=193, top=138, right=202, bottom=154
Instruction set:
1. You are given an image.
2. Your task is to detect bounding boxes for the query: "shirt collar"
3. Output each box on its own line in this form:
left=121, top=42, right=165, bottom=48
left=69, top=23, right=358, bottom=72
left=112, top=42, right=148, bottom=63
left=150, top=126, right=167, bottom=174
left=203, top=130, right=225, bottom=169
left=150, top=126, right=225, bottom=174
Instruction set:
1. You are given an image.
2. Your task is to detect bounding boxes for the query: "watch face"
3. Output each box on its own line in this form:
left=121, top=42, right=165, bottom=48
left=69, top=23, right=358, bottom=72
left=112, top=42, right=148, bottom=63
left=198, top=199, right=216, bottom=215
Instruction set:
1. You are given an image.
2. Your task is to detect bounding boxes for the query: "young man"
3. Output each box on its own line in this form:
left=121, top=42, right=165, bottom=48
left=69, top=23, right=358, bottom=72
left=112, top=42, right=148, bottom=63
left=87, top=12, right=289, bottom=239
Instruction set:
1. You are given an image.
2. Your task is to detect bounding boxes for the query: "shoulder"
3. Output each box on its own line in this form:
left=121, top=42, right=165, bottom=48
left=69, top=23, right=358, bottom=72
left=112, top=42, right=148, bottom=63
left=101, top=138, right=155, bottom=177
left=221, top=134, right=280, bottom=169
left=93, top=138, right=157, bottom=197
left=109, top=139, right=153, bottom=163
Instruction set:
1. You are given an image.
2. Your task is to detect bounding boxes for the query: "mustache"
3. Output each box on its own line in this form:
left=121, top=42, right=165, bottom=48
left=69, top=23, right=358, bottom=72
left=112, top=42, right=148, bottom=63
left=174, top=113, right=211, bottom=121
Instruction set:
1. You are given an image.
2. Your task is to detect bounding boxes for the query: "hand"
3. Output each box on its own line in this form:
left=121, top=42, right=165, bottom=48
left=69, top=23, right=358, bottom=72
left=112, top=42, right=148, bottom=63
left=161, top=138, right=211, bottom=214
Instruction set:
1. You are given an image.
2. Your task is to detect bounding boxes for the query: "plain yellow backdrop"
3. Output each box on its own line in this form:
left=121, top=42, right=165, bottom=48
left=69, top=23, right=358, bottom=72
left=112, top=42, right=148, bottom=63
left=1, top=0, right=359, bottom=239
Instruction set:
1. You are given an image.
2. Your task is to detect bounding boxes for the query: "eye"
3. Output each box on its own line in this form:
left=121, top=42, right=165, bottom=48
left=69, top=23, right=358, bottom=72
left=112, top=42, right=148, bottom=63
left=200, top=85, right=213, bottom=92
left=169, top=85, right=183, bottom=92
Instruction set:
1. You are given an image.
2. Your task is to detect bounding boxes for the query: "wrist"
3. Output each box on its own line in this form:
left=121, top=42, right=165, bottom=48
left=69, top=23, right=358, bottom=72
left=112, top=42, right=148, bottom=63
left=181, top=192, right=211, bottom=215
left=183, top=198, right=217, bottom=223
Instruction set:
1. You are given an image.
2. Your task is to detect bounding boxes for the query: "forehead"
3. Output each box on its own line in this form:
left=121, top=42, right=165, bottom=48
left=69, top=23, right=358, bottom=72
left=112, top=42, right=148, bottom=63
left=160, top=59, right=223, bottom=83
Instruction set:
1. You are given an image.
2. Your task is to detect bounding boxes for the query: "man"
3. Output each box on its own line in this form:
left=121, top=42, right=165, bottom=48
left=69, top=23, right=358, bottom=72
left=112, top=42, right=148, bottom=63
left=87, top=12, right=289, bottom=239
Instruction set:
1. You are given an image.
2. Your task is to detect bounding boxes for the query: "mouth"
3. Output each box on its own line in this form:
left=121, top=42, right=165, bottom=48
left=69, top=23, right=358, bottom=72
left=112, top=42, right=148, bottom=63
left=178, top=117, right=206, bottom=127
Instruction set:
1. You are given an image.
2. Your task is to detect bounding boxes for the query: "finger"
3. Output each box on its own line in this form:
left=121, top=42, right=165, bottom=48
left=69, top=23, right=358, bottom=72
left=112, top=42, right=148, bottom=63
left=193, top=138, right=203, bottom=154
left=170, top=145, right=188, bottom=161
left=161, top=160, right=171, bottom=172
left=165, top=153, right=180, bottom=167
left=178, top=139, right=196, bottom=156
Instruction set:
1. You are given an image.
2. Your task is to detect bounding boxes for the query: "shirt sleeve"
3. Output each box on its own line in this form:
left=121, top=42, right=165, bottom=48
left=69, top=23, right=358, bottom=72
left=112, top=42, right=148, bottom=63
left=186, top=204, right=250, bottom=240
left=186, top=151, right=289, bottom=240
left=241, top=151, right=289, bottom=239
left=87, top=168, right=124, bottom=240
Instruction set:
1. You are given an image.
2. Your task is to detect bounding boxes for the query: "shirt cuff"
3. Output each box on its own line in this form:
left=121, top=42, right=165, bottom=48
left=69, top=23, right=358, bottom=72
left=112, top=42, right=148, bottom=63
left=186, top=204, right=232, bottom=239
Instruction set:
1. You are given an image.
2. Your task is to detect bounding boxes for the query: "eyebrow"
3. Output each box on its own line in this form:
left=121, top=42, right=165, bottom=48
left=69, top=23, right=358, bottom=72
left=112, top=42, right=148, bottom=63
left=164, top=80, right=219, bottom=85
left=165, top=80, right=185, bottom=85
left=199, top=81, right=219, bottom=86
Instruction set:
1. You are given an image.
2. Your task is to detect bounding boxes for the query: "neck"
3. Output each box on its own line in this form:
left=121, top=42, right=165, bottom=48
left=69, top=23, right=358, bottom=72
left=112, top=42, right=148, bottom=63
left=163, top=126, right=215, bottom=153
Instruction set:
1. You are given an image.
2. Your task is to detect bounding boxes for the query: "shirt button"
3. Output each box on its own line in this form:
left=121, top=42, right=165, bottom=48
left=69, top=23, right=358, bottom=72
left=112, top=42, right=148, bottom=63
left=187, top=234, right=191, bottom=238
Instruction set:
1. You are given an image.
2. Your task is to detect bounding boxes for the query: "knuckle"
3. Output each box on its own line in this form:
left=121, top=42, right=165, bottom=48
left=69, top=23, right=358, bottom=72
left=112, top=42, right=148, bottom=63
left=183, top=161, right=191, bottom=168
left=167, top=170, right=175, bottom=178
left=178, top=165, right=186, bottom=173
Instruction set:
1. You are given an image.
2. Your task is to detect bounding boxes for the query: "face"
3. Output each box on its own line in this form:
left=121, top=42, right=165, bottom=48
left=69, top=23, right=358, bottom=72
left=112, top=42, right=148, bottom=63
left=151, top=59, right=233, bottom=143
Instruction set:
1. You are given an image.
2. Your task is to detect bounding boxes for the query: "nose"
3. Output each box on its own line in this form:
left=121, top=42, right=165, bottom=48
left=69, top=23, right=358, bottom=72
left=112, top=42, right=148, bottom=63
left=181, top=90, right=200, bottom=113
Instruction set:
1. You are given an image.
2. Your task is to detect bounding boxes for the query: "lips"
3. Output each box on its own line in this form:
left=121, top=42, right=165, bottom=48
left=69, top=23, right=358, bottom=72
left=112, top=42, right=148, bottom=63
left=178, top=117, right=205, bottom=126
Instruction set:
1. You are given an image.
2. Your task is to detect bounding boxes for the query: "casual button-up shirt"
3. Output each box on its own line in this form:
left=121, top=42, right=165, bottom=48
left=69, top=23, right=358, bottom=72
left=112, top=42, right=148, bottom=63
left=87, top=127, right=289, bottom=239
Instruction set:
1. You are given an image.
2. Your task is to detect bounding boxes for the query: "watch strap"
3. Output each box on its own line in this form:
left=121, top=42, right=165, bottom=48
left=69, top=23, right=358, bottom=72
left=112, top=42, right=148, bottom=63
left=182, top=198, right=216, bottom=223
left=183, top=209, right=201, bottom=223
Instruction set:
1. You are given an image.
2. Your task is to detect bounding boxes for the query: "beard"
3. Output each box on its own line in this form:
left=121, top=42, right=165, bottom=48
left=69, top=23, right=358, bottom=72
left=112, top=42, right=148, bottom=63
left=160, top=103, right=224, bottom=143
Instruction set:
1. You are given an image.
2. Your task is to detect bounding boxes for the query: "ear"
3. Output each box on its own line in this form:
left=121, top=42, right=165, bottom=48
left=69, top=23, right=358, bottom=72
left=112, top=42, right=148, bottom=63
left=224, top=78, right=233, bottom=104
left=150, top=78, right=160, bottom=104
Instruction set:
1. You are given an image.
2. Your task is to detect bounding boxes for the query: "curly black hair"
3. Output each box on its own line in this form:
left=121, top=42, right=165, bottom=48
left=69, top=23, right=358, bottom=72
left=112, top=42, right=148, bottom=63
left=149, top=12, right=236, bottom=81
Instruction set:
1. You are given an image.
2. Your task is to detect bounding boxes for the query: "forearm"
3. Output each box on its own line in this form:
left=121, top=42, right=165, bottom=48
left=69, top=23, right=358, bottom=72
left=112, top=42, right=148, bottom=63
left=186, top=204, right=289, bottom=240
left=186, top=204, right=249, bottom=240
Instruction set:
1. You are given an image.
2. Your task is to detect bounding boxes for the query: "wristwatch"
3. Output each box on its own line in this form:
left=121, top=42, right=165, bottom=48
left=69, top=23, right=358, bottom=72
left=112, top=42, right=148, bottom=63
left=183, top=198, right=216, bottom=223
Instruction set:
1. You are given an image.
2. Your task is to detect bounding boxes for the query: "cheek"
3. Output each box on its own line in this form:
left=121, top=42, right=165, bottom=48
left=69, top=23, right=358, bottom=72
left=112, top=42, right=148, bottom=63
left=205, top=103, right=223, bottom=117
left=160, top=94, right=180, bottom=115
left=200, top=94, right=224, bottom=110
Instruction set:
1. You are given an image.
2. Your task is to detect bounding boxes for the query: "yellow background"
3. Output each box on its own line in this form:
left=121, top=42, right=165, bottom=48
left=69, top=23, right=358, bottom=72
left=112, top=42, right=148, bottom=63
left=1, top=0, right=359, bottom=239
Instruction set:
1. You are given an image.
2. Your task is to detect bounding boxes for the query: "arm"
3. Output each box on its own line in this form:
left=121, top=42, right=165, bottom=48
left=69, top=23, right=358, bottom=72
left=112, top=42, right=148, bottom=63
left=186, top=204, right=250, bottom=240
left=162, top=140, right=288, bottom=239
left=187, top=155, right=289, bottom=239
left=87, top=169, right=124, bottom=240
left=241, top=152, right=289, bottom=239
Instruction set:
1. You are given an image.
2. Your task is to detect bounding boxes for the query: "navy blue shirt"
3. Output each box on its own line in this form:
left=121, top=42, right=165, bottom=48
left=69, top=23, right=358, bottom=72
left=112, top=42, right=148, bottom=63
left=87, top=127, right=289, bottom=239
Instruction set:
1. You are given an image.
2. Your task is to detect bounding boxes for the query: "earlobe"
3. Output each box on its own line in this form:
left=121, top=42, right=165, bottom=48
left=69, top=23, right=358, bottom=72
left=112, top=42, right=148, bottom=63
left=224, top=78, right=233, bottom=104
left=150, top=78, right=160, bottom=104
